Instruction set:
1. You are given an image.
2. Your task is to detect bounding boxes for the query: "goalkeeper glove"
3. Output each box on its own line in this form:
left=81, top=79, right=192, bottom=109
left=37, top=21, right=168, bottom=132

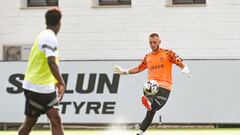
left=113, top=65, right=129, bottom=75
left=181, top=63, right=192, bottom=78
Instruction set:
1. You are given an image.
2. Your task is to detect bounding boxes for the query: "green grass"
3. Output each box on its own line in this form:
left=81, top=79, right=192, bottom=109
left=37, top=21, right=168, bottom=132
left=1, top=128, right=240, bottom=135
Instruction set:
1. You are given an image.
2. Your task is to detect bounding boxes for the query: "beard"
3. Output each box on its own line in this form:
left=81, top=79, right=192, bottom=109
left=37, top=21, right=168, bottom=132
left=152, top=45, right=159, bottom=52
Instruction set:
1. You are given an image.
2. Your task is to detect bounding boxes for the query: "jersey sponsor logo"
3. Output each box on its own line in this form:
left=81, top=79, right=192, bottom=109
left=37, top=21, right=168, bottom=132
left=149, top=64, right=164, bottom=70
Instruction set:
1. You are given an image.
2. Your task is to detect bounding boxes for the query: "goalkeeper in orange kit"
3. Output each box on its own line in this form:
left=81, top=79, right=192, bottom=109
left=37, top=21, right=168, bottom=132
left=113, top=33, right=191, bottom=135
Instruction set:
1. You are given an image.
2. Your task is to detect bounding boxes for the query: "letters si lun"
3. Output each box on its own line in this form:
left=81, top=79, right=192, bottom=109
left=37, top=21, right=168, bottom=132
left=7, top=73, right=120, bottom=94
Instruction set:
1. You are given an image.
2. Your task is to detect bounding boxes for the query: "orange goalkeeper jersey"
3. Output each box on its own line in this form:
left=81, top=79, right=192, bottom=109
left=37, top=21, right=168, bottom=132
left=137, top=48, right=184, bottom=91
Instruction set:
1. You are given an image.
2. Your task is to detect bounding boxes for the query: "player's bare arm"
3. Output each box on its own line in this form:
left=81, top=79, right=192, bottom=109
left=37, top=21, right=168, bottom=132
left=48, top=56, right=65, bottom=101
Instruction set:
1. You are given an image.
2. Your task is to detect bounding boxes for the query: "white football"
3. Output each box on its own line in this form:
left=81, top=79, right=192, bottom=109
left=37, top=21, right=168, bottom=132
left=143, top=80, right=159, bottom=96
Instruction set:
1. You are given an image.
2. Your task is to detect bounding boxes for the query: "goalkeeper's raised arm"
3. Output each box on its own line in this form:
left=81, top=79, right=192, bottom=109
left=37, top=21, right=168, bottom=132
left=113, top=65, right=145, bottom=75
left=113, top=55, right=148, bottom=75
left=166, top=49, right=192, bottom=78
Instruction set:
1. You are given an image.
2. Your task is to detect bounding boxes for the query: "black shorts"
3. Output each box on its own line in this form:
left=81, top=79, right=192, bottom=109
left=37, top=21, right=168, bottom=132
left=24, top=90, right=58, bottom=118
left=145, top=87, right=170, bottom=111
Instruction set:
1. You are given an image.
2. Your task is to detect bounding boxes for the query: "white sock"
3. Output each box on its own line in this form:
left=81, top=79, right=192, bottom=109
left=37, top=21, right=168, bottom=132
left=138, top=130, right=144, bottom=135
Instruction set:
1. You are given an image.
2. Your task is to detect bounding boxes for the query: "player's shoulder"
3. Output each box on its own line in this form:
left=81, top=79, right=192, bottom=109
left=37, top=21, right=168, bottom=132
left=39, top=30, right=58, bottom=45
left=37, top=33, right=58, bottom=54
left=145, top=52, right=151, bottom=56
left=144, top=52, right=152, bottom=59
left=39, top=30, right=57, bottom=40
left=161, top=48, right=173, bottom=52
left=161, top=48, right=176, bottom=55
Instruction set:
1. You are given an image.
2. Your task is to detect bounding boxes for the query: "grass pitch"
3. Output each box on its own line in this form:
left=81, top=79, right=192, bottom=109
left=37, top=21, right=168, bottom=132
left=1, top=128, right=240, bottom=135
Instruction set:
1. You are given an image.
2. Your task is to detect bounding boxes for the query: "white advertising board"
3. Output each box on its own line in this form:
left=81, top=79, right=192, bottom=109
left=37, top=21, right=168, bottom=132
left=1, top=60, right=240, bottom=124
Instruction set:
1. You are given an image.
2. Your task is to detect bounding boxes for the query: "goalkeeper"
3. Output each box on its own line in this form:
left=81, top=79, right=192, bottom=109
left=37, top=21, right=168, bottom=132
left=113, top=33, right=191, bottom=135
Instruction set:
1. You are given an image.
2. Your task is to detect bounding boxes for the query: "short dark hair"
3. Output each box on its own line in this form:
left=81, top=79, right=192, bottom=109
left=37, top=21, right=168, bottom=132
left=45, top=8, right=62, bottom=26
left=149, top=33, right=159, bottom=38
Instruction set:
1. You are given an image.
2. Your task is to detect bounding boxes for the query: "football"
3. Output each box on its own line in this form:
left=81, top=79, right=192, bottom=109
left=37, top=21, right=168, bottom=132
left=143, top=80, right=159, bottom=96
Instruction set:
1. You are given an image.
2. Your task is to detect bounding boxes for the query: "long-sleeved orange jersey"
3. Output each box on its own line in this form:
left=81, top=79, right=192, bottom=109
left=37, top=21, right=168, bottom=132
left=137, top=48, right=184, bottom=91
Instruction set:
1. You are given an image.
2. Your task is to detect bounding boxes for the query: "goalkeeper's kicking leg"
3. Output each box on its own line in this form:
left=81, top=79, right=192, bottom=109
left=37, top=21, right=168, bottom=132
left=137, top=88, right=170, bottom=135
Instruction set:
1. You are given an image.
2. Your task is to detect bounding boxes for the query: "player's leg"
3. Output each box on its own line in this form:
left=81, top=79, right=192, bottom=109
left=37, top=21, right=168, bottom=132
left=141, top=95, right=153, bottom=111
left=46, top=108, right=64, bottom=135
left=137, top=95, right=157, bottom=135
left=137, top=87, right=170, bottom=135
left=137, top=109, right=156, bottom=135
left=18, top=90, right=40, bottom=135
left=18, top=116, right=38, bottom=135
left=44, top=91, right=64, bottom=135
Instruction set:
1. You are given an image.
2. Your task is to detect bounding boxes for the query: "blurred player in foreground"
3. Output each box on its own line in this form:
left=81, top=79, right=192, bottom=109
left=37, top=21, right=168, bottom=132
left=18, top=8, right=65, bottom=135
left=113, top=33, right=191, bottom=135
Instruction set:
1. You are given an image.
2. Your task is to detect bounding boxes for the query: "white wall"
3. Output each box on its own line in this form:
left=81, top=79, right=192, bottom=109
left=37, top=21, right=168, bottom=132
left=1, top=0, right=240, bottom=60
